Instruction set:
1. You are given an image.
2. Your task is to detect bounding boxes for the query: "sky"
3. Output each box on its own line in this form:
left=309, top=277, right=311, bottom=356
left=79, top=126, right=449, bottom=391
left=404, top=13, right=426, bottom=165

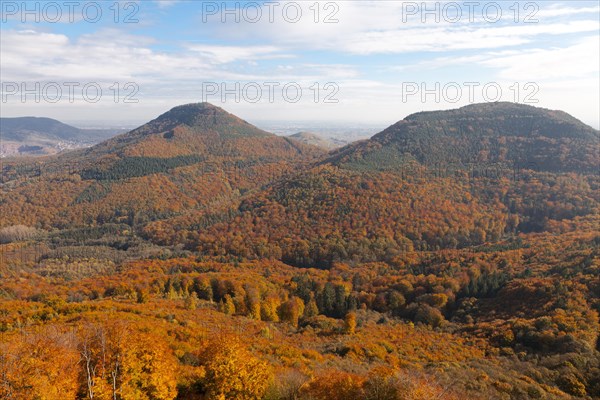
left=1, top=0, right=599, bottom=129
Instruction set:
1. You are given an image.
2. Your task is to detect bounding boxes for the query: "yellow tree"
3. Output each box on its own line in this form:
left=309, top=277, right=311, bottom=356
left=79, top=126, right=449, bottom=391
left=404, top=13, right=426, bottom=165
left=119, top=331, right=178, bottom=400
left=185, top=292, right=200, bottom=310
left=220, top=294, right=236, bottom=315
left=245, top=287, right=262, bottom=320
left=78, top=321, right=178, bottom=400
left=344, top=312, right=357, bottom=335
left=278, top=297, right=305, bottom=328
left=303, top=370, right=364, bottom=400
left=303, top=297, right=319, bottom=318
left=0, top=328, right=79, bottom=400
left=260, top=296, right=280, bottom=322
left=201, top=334, right=273, bottom=400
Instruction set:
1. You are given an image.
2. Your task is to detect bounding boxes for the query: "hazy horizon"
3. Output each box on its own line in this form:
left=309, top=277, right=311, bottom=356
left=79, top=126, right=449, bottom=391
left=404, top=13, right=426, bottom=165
left=2, top=101, right=599, bottom=132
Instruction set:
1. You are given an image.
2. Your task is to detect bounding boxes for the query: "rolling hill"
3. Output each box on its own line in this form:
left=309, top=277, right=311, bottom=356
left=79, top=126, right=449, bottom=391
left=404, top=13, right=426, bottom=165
left=0, top=103, right=325, bottom=228
left=329, top=102, right=599, bottom=173
left=146, top=102, right=599, bottom=267
left=287, top=132, right=343, bottom=150
left=2, top=102, right=598, bottom=262
left=0, top=117, right=123, bottom=157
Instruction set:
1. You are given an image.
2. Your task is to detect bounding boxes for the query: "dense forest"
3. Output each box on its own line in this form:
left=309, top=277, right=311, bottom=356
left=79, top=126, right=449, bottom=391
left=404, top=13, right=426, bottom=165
left=1, top=103, right=598, bottom=399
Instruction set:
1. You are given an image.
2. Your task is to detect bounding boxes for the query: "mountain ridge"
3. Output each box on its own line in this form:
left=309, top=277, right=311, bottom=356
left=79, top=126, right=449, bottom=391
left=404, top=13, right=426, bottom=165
left=401, top=102, right=598, bottom=139
left=0, top=102, right=326, bottom=229
left=327, top=102, right=599, bottom=173
left=0, top=116, right=123, bottom=157
left=126, top=102, right=272, bottom=138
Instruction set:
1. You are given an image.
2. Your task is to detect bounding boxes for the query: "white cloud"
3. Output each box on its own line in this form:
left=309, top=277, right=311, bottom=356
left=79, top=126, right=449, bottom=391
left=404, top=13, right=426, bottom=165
left=185, top=44, right=289, bottom=64
left=0, top=29, right=362, bottom=83
left=0, top=29, right=265, bottom=83
left=479, top=35, right=600, bottom=81
left=313, top=20, right=599, bottom=54
left=200, top=2, right=599, bottom=54
left=537, top=5, right=600, bottom=18
left=154, top=0, right=180, bottom=9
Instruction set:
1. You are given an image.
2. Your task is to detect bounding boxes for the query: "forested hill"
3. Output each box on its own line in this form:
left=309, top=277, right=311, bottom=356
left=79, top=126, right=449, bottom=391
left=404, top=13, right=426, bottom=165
left=328, top=102, right=599, bottom=173
left=288, top=132, right=340, bottom=150
left=133, top=102, right=273, bottom=137
left=80, top=102, right=320, bottom=159
left=0, top=117, right=123, bottom=157
left=1, top=117, right=85, bottom=142
left=0, top=103, right=326, bottom=228
left=158, top=103, right=600, bottom=269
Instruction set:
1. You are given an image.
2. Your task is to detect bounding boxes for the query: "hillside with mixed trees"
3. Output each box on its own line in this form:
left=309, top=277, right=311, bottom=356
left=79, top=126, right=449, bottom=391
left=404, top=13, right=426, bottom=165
left=141, top=103, right=599, bottom=268
left=329, top=102, right=598, bottom=173
left=0, top=102, right=598, bottom=399
left=0, top=103, right=325, bottom=228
